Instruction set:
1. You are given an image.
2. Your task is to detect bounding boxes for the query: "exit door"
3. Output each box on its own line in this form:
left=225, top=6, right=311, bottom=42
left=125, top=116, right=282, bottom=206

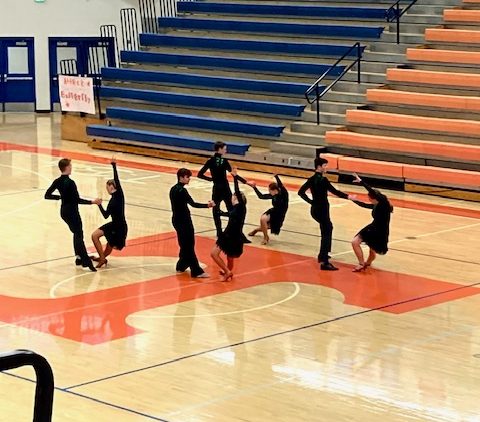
left=49, top=37, right=116, bottom=110
left=0, top=38, right=36, bottom=111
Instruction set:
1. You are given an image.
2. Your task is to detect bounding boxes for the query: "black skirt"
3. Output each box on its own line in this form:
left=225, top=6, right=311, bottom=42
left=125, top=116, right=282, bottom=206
left=264, top=208, right=286, bottom=235
left=216, top=232, right=249, bottom=258
left=357, top=223, right=388, bottom=255
left=100, top=222, right=128, bottom=250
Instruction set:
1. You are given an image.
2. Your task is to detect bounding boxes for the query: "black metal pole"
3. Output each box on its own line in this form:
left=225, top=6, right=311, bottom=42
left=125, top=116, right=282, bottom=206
left=357, top=43, right=361, bottom=84
left=315, top=84, right=320, bottom=125
left=396, top=2, right=400, bottom=44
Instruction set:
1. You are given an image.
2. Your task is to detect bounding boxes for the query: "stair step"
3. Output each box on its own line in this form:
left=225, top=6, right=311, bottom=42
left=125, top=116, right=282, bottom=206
left=121, top=50, right=344, bottom=77
left=177, top=2, right=390, bottom=19
left=406, top=47, right=480, bottom=65
left=346, top=109, right=480, bottom=140
left=139, top=33, right=366, bottom=57
left=425, top=28, right=480, bottom=44
left=100, top=86, right=305, bottom=117
left=86, top=125, right=250, bottom=155
left=105, top=106, right=285, bottom=137
left=101, top=67, right=312, bottom=96
left=158, top=17, right=384, bottom=39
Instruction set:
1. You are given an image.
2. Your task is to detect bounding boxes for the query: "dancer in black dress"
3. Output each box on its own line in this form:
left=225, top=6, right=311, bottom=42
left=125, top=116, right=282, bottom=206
left=45, top=158, right=101, bottom=272
left=350, top=173, right=393, bottom=272
left=298, top=157, right=354, bottom=271
left=198, top=142, right=246, bottom=237
left=91, top=160, right=128, bottom=268
left=247, top=175, right=289, bottom=245
left=211, top=169, right=247, bottom=282
left=170, top=168, right=215, bottom=278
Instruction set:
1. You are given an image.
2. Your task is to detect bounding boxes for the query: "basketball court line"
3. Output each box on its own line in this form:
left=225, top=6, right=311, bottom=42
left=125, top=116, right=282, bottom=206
left=0, top=371, right=168, bottom=422
left=63, top=279, right=480, bottom=392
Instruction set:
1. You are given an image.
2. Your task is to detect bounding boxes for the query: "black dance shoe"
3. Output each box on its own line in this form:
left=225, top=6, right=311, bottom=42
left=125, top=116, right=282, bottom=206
left=320, top=263, right=339, bottom=271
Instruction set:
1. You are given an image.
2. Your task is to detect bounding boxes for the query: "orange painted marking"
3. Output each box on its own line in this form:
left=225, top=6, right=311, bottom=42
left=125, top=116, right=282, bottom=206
left=0, top=233, right=478, bottom=345
left=1, top=141, right=480, bottom=219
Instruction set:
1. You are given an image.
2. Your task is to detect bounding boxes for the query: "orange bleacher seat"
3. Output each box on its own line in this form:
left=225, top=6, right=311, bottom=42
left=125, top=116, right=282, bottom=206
left=387, top=68, right=480, bottom=88
left=326, top=130, right=480, bottom=161
left=338, top=156, right=404, bottom=178
left=406, top=48, right=480, bottom=65
left=403, top=164, right=480, bottom=188
left=319, top=153, right=342, bottom=169
left=444, top=9, right=480, bottom=22
left=366, top=88, right=480, bottom=111
left=425, top=28, right=480, bottom=44
left=346, top=109, right=480, bottom=136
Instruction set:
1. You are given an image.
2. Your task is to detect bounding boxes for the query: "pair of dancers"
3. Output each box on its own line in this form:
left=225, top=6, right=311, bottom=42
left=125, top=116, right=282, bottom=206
left=45, top=158, right=127, bottom=272
left=299, top=157, right=393, bottom=272
left=171, top=142, right=289, bottom=281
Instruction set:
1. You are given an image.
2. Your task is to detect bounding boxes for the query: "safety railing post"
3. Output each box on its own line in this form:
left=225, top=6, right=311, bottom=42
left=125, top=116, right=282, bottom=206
left=315, top=84, right=320, bottom=125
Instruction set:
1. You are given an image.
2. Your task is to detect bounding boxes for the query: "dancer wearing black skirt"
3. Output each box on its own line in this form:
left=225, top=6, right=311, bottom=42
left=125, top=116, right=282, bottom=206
left=298, top=157, right=354, bottom=271
left=350, top=173, right=393, bottom=272
left=211, top=169, right=247, bottom=282
left=170, top=168, right=215, bottom=278
left=247, top=175, right=289, bottom=245
left=198, top=142, right=246, bottom=237
left=45, top=158, right=101, bottom=272
left=91, top=160, right=128, bottom=268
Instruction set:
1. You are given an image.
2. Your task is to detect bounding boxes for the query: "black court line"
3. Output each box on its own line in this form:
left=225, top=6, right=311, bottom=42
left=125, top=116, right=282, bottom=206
left=0, top=228, right=215, bottom=273
left=127, top=201, right=480, bottom=266
left=65, top=279, right=480, bottom=391
left=0, top=371, right=168, bottom=422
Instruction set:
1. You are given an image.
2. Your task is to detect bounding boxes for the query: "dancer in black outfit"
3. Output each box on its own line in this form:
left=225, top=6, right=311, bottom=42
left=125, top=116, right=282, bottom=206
left=247, top=175, right=289, bottom=245
left=170, top=168, right=214, bottom=278
left=211, top=169, right=247, bottom=282
left=198, top=142, right=246, bottom=237
left=45, top=158, right=101, bottom=272
left=350, top=173, right=393, bottom=272
left=298, top=157, right=354, bottom=271
left=91, top=160, right=128, bottom=268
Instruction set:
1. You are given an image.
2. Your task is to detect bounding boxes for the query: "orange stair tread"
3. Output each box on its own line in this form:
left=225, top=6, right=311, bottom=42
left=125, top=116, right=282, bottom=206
left=346, top=109, right=480, bottom=135
left=326, top=131, right=480, bottom=161
left=406, top=48, right=480, bottom=64
left=366, top=88, right=480, bottom=111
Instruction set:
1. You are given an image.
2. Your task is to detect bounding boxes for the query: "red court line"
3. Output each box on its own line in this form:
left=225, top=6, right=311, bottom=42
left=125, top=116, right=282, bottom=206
left=2, top=141, right=480, bottom=220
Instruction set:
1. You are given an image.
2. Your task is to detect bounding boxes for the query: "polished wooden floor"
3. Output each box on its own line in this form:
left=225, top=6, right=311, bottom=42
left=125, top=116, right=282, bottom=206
left=0, top=113, right=479, bottom=421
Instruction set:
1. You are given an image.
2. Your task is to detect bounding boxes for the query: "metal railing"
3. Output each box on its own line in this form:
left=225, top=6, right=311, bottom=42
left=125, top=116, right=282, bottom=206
left=305, top=42, right=362, bottom=125
left=139, top=0, right=160, bottom=33
left=121, top=8, right=140, bottom=51
left=0, top=350, right=54, bottom=422
left=386, top=0, right=420, bottom=44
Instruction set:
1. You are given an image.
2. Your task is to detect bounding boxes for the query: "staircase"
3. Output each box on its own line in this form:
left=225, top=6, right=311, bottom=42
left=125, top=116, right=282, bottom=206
left=325, top=0, right=480, bottom=197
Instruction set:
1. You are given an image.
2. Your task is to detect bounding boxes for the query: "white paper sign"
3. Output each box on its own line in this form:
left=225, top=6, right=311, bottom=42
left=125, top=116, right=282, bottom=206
left=59, top=75, right=96, bottom=114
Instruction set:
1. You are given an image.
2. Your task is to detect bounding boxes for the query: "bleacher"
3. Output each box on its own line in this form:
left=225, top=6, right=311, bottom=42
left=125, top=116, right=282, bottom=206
left=86, top=0, right=480, bottom=199
left=325, top=0, right=480, bottom=196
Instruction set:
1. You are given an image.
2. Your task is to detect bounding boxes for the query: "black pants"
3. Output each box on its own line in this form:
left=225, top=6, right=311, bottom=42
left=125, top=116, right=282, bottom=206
left=311, top=206, right=333, bottom=263
left=61, top=207, right=91, bottom=266
left=173, top=218, right=204, bottom=277
left=212, top=183, right=233, bottom=237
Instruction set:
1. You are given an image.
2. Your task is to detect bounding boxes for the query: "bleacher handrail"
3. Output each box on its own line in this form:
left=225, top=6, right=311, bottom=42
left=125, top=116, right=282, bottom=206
left=305, top=42, right=362, bottom=125
left=0, top=350, right=54, bottom=422
left=386, top=0, right=420, bottom=44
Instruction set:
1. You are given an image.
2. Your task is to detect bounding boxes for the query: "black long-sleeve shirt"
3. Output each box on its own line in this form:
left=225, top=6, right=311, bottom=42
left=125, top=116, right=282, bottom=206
left=198, top=153, right=246, bottom=186
left=353, top=181, right=392, bottom=230
left=170, top=182, right=209, bottom=222
left=223, top=176, right=246, bottom=235
left=252, top=175, right=289, bottom=214
left=298, top=172, right=348, bottom=208
left=44, top=175, right=91, bottom=208
left=98, top=163, right=126, bottom=225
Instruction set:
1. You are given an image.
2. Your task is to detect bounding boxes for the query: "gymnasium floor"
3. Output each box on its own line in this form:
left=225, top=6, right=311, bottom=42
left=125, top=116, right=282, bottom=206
left=0, top=113, right=479, bottom=421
